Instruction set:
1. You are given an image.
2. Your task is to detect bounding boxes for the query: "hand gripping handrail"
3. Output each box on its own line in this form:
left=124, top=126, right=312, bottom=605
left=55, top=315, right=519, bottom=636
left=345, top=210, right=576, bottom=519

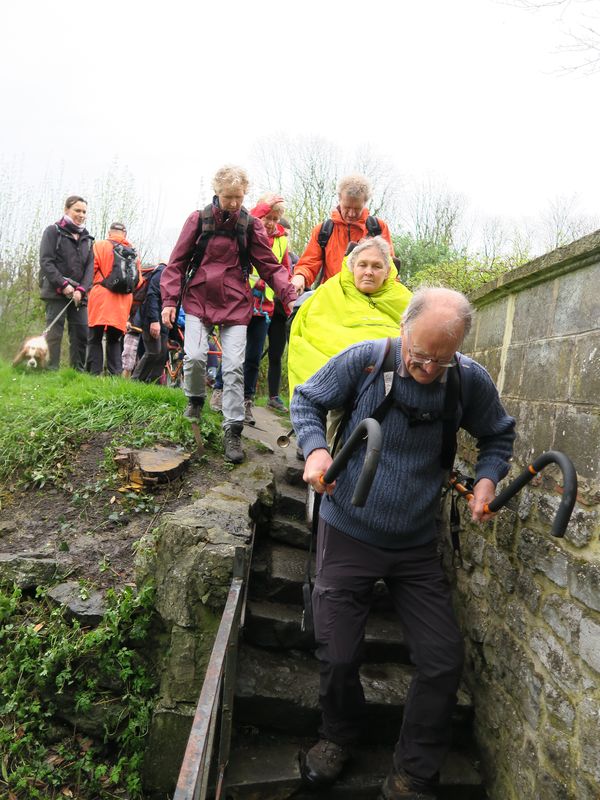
left=450, top=450, right=578, bottom=538
left=320, top=417, right=382, bottom=507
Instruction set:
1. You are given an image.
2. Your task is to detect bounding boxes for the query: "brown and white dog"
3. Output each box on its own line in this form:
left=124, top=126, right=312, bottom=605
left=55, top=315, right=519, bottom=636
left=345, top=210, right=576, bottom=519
left=12, top=335, right=50, bottom=369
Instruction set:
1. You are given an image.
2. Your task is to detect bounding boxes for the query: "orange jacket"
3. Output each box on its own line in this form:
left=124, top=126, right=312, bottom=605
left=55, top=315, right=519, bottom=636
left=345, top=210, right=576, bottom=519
left=293, top=207, right=394, bottom=288
left=88, top=233, right=142, bottom=333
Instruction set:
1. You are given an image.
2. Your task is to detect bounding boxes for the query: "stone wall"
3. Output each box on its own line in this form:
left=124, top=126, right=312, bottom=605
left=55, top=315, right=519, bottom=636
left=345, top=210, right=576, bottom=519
left=135, top=462, right=276, bottom=798
left=453, top=230, right=600, bottom=800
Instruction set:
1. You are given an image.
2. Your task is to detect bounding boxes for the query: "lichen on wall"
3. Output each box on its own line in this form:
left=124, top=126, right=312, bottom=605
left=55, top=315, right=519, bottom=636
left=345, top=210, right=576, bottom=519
left=451, top=229, right=600, bottom=800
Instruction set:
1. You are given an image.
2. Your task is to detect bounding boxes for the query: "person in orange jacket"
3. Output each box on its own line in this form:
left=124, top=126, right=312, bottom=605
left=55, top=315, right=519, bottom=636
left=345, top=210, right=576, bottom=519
left=87, top=222, right=142, bottom=375
left=290, top=174, right=395, bottom=295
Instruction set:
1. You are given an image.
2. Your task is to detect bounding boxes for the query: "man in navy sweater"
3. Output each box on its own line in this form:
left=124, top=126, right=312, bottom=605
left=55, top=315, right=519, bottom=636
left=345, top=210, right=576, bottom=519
left=291, top=287, right=515, bottom=800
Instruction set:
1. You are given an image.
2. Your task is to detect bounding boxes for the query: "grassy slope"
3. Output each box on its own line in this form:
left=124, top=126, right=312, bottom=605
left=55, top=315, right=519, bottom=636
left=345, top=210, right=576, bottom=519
left=0, top=361, right=221, bottom=490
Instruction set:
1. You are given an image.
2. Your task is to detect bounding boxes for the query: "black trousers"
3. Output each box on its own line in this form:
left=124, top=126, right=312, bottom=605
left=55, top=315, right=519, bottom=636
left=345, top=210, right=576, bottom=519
left=132, top=330, right=168, bottom=383
left=313, top=518, right=464, bottom=789
left=267, top=309, right=287, bottom=398
left=44, top=298, right=88, bottom=371
left=87, top=325, right=123, bottom=375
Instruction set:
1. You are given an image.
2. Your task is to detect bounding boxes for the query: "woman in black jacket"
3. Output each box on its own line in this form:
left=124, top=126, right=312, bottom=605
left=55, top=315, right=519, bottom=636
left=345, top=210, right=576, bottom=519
left=39, top=195, right=94, bottom=370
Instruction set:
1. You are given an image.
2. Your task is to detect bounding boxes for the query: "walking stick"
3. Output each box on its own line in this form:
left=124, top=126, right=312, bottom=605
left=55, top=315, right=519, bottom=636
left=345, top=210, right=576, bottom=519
left=42, top=298, right=75, bottom=336
left=449, top=450, right=578, bottom=538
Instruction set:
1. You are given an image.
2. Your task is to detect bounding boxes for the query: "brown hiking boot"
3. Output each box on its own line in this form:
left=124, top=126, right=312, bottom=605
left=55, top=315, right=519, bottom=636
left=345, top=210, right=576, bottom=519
left=243, top=398, right=256, bottom=426
left=301, top=739, right=352, bottom=787
left=223, top=423, right=244, bottom=464
left=379, top=767, right=437, bottom=799
left=183, top=397, right=204, bottom=420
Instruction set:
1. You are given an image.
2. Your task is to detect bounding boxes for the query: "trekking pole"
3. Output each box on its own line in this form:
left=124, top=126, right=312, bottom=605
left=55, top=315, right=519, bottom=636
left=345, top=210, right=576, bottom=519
left=449, top=450, right=578, bottom=538
left=42, top=298, right=74, bottom=337
left=277, top=428, right=295, bottom=448
left=321, top=417, right=382, bottom=507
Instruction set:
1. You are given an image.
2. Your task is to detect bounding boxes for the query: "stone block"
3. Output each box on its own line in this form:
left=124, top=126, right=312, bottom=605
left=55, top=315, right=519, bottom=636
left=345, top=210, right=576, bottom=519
left=510, top=401, right=557, bottom=465
left=493, top=510, right=518, bottom=551
left=517, top=529, right=568, bottom=588
left=541, top=594, right=583, bottom=648
left=569, top=332, right=600, bottom=404
left=568, top=559, right=600, bottom=613
left=472, top=347, right=502, bottom=383
left=0, top=552, right=59, bottom=589
left=487, top=548, right=517, bottom=593
left=536, top=770, right=570, bottom=800
left=545, top=683, right=575, bottom=731
left=499, top=344, right=525, bottom=398
left=563, top=505, right=596, bottom=549
left=578, top=697, right=600, bottom=782
left=142, top=705, right=194, bottom=797
left=580, top=616, right=600, bottom=673
left=472, top=296, right=509, bottom=350
left=511, top=281, right=556, bottom=343
left=519, top=339, right=574, bottom=403
left=529, top=630, right=579, bottom=691
left=515, top=571, right=542, bottom=613
left=554, top=406, right=600, bottom=483
left=552, top=264, right=600, bottom=336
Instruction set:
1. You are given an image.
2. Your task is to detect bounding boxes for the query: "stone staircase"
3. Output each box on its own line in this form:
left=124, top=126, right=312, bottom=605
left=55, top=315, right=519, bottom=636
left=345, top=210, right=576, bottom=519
left=221, top=447, right=488, bottom=800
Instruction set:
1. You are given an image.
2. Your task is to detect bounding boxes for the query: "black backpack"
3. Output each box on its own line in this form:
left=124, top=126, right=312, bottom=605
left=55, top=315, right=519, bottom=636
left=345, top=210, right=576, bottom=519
left=101, top=242, right=139, bottom=294
left=174, top=205, right=255, bottom=321
left=312, top=215, right=382, bottom=289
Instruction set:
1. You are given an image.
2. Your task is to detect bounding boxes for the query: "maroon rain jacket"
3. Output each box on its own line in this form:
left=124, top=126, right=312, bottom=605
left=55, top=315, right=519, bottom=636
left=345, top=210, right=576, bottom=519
left=161, top=204, right=297, bottom=326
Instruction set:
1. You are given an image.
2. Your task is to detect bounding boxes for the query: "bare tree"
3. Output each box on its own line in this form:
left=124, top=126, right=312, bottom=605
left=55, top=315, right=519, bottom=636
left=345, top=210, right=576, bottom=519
left=540, top=194, right=599, bottom=250
left=403, top=180, right=466, bottom=248
left=509, top=0, right=600, bottom=73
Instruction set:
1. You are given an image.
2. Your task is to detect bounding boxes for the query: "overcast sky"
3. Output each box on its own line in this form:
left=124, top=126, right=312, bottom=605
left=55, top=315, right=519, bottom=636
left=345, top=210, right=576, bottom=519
left=1, top=0, right=599, bottom=255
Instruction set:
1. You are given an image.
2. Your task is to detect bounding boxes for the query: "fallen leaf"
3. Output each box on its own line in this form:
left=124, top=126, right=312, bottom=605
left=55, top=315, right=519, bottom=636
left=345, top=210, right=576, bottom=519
left=33, top=622, right=44, bottom=633
left=110, top=496, right=116, bottom=504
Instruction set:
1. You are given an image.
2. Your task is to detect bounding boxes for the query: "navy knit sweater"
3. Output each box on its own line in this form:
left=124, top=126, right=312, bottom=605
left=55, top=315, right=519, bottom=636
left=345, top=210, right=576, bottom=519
left=291, top=339, right=516, bottom=550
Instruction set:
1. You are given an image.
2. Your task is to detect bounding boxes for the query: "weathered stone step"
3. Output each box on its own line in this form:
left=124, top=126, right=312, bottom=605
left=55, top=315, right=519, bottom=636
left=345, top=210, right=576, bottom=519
left=234, top=644, right=474, bottom=742
left=222, top=735, right=485, bottom=799
left=268, top=514, right=311, bottom=550
left=250, top=541, right=313, bottom=605
left=245, top=599, right=409, bottom=662
left=275, top=482, right=307, bottom=522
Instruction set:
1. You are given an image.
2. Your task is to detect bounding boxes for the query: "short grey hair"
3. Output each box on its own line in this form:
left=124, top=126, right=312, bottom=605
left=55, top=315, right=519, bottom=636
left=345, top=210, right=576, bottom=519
left=337, top=173, right=372, bottom=201
left=346, top=235, right=391, bottom=273
left=402, top=286, right=474, bottom=338
left=212, top=164, right=250, bottom=194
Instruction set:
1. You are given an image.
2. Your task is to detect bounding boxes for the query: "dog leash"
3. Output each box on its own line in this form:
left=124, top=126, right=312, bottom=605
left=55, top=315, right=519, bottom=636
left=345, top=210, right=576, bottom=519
left=42, top=298, right=75, bottom=336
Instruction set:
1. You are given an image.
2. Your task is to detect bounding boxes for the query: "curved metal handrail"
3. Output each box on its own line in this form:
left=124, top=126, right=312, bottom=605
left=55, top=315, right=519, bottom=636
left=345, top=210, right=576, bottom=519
left=321, top=417, right=382, bottom=507
left=450, top=450, right=578, bottom=538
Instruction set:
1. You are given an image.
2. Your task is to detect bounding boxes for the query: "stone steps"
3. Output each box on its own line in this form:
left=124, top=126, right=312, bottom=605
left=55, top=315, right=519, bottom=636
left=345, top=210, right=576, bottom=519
left=244, top=598, right=409, bottom=662
left=234, top=644, right=474, bottom=743
left=223, top=736, right=485, bottom=800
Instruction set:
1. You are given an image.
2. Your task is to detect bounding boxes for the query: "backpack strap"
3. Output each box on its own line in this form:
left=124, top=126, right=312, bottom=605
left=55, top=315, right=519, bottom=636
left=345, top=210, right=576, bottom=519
left=235, top=207, right=254, bottom=281
left=312, top=218, right=334, bottom=290
left=365, top=215, right=382, bottom=238
left=331, top=337, right=395, bottom=456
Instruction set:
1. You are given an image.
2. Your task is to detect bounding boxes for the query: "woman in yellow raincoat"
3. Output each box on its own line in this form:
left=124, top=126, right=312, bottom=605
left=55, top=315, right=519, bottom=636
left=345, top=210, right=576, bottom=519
left=288, top=235, right=412, bottom=405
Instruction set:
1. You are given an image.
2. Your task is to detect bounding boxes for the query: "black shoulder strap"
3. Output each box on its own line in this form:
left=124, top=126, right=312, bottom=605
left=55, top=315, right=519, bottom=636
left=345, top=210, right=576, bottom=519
left=365, top=215, right=382, bottom=237
left=440, top=365, right=462, bottom=470
left=236, top=207, right=253, bottom=280
left=331, top=338, right=395, bottom=455
left=312, top=218, right=334, bottom=289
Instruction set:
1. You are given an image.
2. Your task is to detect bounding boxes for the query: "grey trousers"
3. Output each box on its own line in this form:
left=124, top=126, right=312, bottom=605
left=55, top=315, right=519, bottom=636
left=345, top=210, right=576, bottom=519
left=313, top=518, right=464, bottom=789
left=183, top=315, right=246, bottom=428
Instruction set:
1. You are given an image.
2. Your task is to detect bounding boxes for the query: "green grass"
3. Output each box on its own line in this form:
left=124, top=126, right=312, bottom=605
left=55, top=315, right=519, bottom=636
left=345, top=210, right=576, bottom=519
left=0, top=361, right=222, bottom=489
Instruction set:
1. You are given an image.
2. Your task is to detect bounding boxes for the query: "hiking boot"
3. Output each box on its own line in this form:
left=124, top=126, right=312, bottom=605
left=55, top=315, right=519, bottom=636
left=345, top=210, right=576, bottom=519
left=267, top=395, right=288, bottom=412
left=183, top=397, right=204, bottom=420
left=244, top=398, right=256, bottom=426
left=301, top=739, right=351, bottom=787
left=210, top=388, right=223, bottom=413
left=379, top=768, right=437, bottom=799
left=223, top=424, right=244, bottom=464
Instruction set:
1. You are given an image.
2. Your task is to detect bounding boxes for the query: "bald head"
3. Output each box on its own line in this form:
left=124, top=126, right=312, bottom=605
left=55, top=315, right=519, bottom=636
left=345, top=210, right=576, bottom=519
left=402, top=286, right=473, bottom=340
left=401, top=287, right=473, bottom=384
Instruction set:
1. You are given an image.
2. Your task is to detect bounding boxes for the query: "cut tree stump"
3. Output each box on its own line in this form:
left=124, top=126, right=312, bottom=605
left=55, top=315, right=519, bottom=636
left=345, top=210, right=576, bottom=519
left=114, top=445, right=191, bottom=490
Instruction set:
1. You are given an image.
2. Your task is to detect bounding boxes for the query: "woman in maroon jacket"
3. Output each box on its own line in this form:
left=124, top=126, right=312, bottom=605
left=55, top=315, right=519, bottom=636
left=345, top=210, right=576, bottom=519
left=161, top=165, right=297, bottom=464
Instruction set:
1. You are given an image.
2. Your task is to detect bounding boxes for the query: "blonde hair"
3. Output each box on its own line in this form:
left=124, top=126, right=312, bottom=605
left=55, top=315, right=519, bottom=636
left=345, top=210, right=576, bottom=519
left=212, top=165, right=250, bottom=194
left=258, top=193, right=285, bottom=214
left=337, top=173, right=372, bottom=202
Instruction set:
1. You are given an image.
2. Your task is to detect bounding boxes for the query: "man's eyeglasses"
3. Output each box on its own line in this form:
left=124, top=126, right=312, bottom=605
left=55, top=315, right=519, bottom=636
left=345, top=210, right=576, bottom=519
left=404, top=332, right=457, bottom=369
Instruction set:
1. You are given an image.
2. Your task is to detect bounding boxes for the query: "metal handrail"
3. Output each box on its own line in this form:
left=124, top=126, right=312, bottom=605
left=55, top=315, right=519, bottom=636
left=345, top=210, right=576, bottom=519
left=173, top=547, right=247, bottom=800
